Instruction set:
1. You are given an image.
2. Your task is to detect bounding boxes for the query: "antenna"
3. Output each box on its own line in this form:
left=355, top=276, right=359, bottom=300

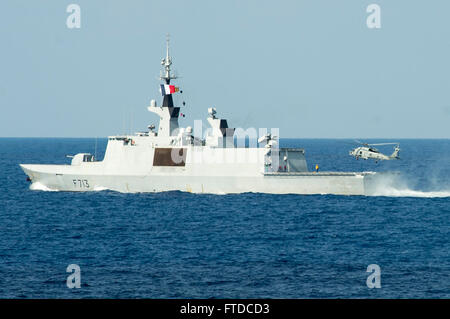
left=94, top=136, right=98, bottom=161
left=130, top=109, right=134, bottom=136
left=166, top=33, right=170, bottom=64
left=160, top=33, right=178, bottom=84
left=122, top=108, right=125, bottom=135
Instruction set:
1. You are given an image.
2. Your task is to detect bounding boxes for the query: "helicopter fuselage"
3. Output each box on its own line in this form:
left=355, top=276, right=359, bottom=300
left=349, top=147, right=391, bottom=161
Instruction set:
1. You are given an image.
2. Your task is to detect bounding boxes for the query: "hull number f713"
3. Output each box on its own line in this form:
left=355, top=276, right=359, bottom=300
left=73, top=179, right=89, bottom=188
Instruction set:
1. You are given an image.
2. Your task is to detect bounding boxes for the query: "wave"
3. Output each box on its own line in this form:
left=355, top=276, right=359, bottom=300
left=30, top=182, right=58, bottom=192
left=370, top=187, right=450, bottom=198
left=93, top=186, right=109, bottom=191
left=29, top=182, right=111, bottom=192
left=367, top=173, right=450, bottom=198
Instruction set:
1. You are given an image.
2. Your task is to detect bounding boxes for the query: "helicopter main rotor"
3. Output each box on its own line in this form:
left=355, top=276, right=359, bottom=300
left=354, top=140, right=399, bottom=147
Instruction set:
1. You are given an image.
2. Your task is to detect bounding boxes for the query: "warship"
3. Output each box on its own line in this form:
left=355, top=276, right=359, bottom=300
left=20, top=38, right=381, bottom=195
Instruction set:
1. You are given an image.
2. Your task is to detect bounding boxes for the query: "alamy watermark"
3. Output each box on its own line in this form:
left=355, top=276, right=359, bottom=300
left=367, top=4, right=381, bottom=29
left=66, top=4, right=81, bottom=29
left=65, top=4, right=381, bottom=30
left=165, top=122, right=281, bottom=171
left=66, top=264, right=81, bottom=289
left=366, top=264, right=381, bottom=289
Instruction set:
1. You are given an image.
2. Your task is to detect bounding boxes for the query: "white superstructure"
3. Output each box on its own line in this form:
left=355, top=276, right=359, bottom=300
left=20, top=38, right=379, bottom=195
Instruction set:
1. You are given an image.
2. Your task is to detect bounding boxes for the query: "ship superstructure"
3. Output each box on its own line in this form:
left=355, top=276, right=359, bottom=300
left=20, top=38, right=377, bottom=195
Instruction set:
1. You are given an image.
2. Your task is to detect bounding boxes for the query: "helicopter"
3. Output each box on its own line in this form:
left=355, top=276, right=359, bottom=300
left=349, top=140, right=400, bottom=162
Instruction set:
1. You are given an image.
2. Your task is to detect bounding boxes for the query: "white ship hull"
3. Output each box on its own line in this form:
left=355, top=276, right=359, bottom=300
left=20, top=163, right=374, bottom=195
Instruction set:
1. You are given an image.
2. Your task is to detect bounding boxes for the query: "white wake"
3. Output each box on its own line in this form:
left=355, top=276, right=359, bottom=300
left=93, top=186, right=109, bottom=191
left=370, top=187, right=450, bottom=198
left=30, top=182, right=58, bottom=192
left=367, top=173, right=450, bottom=198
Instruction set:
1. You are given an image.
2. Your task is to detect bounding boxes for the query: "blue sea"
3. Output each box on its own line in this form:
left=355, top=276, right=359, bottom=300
left=0, top=138, right=449, bottom=298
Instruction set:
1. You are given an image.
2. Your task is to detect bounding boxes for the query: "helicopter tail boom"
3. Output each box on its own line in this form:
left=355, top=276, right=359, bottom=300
left=389, top=145, right=400, bottom=159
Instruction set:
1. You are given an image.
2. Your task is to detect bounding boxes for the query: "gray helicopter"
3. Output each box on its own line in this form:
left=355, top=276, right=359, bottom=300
left=349, top=140, right=400, bottom=162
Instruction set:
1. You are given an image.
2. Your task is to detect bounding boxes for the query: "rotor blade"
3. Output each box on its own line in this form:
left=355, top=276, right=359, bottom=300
left=354, top=139, right=368, bottom=146
left=341, top=140, right=358, bottom=145
left=368, top=143, right=399, bottom=146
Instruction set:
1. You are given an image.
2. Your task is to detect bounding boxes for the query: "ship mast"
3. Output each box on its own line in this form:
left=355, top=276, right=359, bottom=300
left=147, top=34, right=181, bottom=137
left=160, top=34, right=177, bottom=108
left=160, top=34, right=177, bottom=84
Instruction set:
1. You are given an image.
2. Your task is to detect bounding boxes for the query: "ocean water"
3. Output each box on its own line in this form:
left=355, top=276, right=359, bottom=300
left=0, top=138, right=449, bottom=298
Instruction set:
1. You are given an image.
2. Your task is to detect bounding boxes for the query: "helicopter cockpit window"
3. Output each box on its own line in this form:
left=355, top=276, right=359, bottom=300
left=83, top=154, right=94, bottom=162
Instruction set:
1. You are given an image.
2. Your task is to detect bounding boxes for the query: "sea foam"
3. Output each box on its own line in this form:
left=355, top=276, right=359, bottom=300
left=367, top=173, right=450, bottom=198
left=30, top=182, right=58, bottom=192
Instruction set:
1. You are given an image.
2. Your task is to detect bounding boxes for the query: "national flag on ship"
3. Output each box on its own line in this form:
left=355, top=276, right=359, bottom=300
left=160, top=84, right=180, bottom=95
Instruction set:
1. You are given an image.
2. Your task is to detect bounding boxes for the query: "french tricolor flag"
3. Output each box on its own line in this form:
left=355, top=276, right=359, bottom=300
left=160, top=84, right=179, bottom=95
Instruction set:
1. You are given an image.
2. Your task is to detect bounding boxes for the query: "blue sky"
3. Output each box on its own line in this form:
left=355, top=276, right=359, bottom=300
left=0, top=0, right=449, bottom=138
